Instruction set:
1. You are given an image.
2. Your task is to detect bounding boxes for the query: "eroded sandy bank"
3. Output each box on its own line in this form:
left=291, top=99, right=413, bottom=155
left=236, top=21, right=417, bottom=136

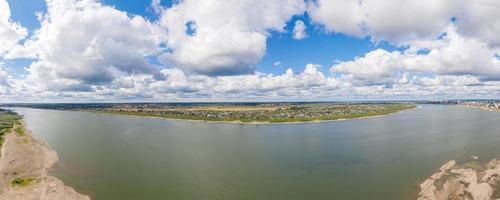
left=0, top=122, right=90, bottom=200
left=418, top=157, right=500, bottom=200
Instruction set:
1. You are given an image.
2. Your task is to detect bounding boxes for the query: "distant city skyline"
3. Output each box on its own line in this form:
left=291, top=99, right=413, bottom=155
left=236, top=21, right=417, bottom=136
left=1, top=0, right=499, bottom=102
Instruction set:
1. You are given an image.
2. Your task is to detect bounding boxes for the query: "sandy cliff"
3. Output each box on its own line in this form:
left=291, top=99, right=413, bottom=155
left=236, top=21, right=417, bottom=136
left=418, top=157, right=500, bottom=200
left=0, top=123, right=90, bottom=200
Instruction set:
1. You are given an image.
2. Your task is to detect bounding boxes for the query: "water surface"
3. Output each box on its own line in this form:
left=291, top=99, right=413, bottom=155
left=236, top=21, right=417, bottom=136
left=13, top=105, right=500, bottom=200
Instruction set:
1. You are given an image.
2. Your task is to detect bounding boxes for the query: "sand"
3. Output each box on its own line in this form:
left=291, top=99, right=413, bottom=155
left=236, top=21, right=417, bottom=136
left=0, top=122, right=90, bottom=200
left=418, top=157, right=500, bottom=200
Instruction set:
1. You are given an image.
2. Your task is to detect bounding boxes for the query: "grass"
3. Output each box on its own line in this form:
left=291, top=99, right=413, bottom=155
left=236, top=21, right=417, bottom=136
left=461, top=161, right=485, bottom=171
left=0, top=115, right=22, bottom=133
left=13, top=122, right=26, bottom=136
left=0, top=110, right=23, bottom=146
left=11, top=177, right=36, bottom=187
left=90, top=103, right=417, bottom=123
left=1, top=111, right=37, bottom=189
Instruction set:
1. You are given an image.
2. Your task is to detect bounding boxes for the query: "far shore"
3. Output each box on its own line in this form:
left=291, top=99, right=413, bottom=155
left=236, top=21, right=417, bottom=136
left=77, top=105, right=418, bottom=125
left=458, top=104, right=500, bottom=112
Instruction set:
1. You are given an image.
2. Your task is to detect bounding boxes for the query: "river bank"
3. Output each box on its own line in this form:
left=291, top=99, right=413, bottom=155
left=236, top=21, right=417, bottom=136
left=460, top=105, right=500, bottom=113
left=418, top=157, right=500, bottom=200
left=0, top=121, right=90, bottom=200
left=81, top=104, right=417, bottom=125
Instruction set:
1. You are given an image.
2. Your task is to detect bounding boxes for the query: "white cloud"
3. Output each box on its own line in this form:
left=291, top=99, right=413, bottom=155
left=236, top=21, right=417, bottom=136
left=133, top=64, right=345, bottom=100
left=308, top=0, right=464, bottom=44
left=273, top=61, right=282, bottom=67
left=410, top=26, right=500, bottom=79
left=11, top=0, right=165, bottom=91
left=156, top=0, right=305, bottom=75
left=360, top=0, right=459, bottom=43
left=292, top=20, right=307, bottom=40
left=4, top=61, right=500, bottom=102
left=0, top=0, right=28, bottom=56
left=307, top=0, right=500, bottom=49
left=1, top=63, right=349, bottom=101
left=1, top=0, right=500, bottom=102
left=0, top=66, right=16, bottom=98
left=331, top=49, right=405, bottom=86
left=331, top=25, right=500, bottom=86
left=455, top=0, right=500, bottom=47
left=308, top=0, right=365, bottom=36
left=0, top=66, right=8, bottom=86
left=412, top=75, right=481, bottom=87
left=150, top=0, right=162, bottom=14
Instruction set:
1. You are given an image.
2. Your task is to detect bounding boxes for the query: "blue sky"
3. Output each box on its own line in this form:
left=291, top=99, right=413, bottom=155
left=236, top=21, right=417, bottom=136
left=0, top=0, right=499, bottom=102
left=4, top=0, right=401, bottom=76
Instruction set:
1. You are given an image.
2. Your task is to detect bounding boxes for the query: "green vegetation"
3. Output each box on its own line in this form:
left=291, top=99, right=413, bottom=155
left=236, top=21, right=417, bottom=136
left=11, top=177, right=36, bottom=187
left=14, top=121, right=25, bottom=136
left=89, top=103, right=416, bottom=123
left=0, top=109, right=22, bottom=146
left=460, top=161, right=485, bottom=171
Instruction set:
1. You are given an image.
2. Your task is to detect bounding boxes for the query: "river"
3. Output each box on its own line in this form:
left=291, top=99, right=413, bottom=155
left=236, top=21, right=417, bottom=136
left=13, top=105, right=500, bottom=200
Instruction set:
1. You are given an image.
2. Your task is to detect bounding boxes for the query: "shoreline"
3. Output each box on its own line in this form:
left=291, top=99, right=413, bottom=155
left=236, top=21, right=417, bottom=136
left=418, top=157, right=500, bottom=200
left=0, top=120, right=90, bottom=200
left=78, top=105, right=418, bottom=125
left=458, top=104, right=500, bottom=113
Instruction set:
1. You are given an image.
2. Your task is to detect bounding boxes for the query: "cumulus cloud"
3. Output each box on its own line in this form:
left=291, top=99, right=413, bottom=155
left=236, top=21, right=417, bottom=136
left=306, top=0, right=500, bottom=50
left=11, top=0, right=165, bottom=91
left=360, top=0, right=459, bottom=43
left=99, top=64, right=345, bottom=100
left=412, top=75, right=481, bottom=87
left=0, top=0, right=500, bottom=102
left=307, top=0, right=500, bottom=49
left=21, top=64, right=500, bottom=101
left=156, top=0, right=305, bottom=76
left=2, top=63, right=342, bottom=101
left=4, top=62, right=500, bottom=102
left=293, top=20, right=307, bottom=40
left=331, top=49, right=405, bottom=86
left=331, top=25, right=500, bottom=86
left=0, top=66, right=16, bottom=99
left=308, top=0, right=365, bottom=36
left=150, top=0, right=162, bottom=15
left=0, top=66, right=9, bottom=87
left=455, top=0, right=500, bottom=47
left=0, top=0, right=28, bottom=56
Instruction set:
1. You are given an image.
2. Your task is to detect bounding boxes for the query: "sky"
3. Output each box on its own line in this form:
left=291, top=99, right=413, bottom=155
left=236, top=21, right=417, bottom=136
left=0, top=0, right=499, bottom=103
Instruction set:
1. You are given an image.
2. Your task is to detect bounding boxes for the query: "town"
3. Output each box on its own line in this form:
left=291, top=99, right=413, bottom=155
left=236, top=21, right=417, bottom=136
left=424, top=100, right=500, bottom=111
left=82, top=103, right=416, bottom=123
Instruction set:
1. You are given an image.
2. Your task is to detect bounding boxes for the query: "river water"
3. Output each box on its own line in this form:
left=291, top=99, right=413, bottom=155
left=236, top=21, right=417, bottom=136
left=13, top=105, right=500, bottom=200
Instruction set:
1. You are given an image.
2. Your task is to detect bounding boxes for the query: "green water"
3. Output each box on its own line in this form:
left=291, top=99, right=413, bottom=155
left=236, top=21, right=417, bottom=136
left=13, top=105, right=500, bottom=200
